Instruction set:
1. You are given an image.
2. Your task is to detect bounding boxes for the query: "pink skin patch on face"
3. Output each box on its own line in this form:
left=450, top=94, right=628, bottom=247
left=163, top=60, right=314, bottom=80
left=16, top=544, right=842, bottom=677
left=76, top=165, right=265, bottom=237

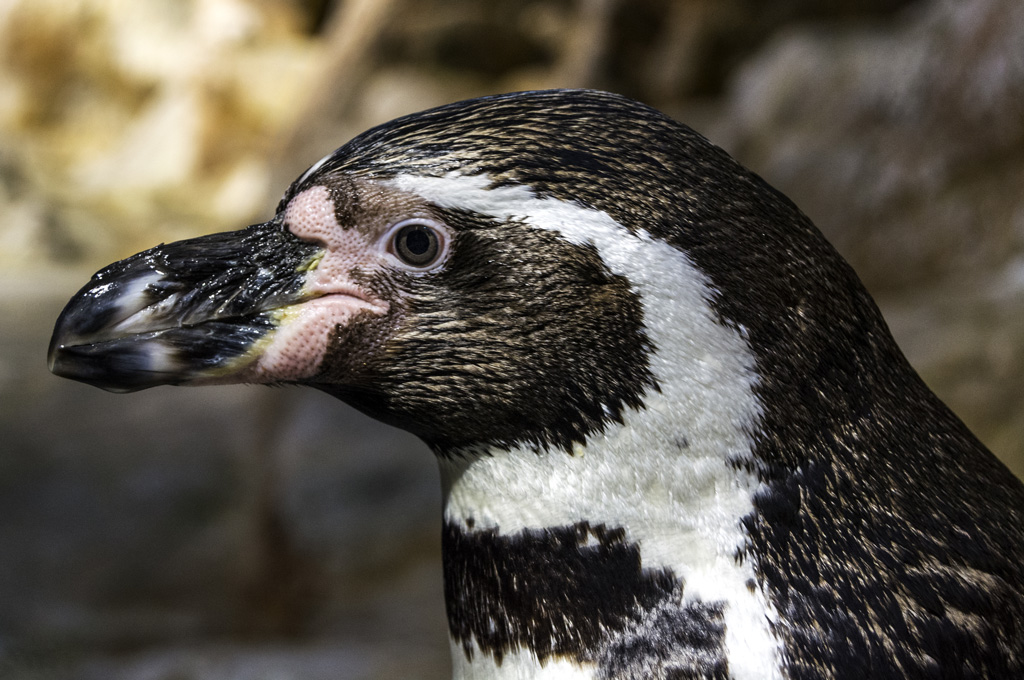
left=240, top=186, right=389, bottom=382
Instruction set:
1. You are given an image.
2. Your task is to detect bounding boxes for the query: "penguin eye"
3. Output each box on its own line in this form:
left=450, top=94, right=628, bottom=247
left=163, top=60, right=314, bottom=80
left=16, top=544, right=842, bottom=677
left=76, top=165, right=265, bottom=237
left=389, top=219, right=445, bottom=268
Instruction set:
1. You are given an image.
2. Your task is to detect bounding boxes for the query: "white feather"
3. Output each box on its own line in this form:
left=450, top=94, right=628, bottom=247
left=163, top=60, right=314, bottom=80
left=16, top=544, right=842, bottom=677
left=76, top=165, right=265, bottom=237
left=295, top=150, right=333, bottom=187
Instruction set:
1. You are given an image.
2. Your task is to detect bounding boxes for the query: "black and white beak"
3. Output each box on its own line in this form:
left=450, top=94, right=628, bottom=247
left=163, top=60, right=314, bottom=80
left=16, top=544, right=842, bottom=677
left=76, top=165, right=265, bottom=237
left=48, top=217, right=326, bottom=392
left=48, top=178, right=439, bottom=399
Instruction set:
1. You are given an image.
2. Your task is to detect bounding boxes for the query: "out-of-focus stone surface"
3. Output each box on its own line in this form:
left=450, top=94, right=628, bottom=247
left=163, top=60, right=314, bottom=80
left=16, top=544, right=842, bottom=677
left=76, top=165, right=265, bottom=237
left=0, top=0, right=322, bottom=267
left=269, top=0, right=919, bottom=189
left=1, top=0, right=1021, bottom=678
left=721, top=0, right=1024, bottom=293
left=56, top=642, right=449, bottom=680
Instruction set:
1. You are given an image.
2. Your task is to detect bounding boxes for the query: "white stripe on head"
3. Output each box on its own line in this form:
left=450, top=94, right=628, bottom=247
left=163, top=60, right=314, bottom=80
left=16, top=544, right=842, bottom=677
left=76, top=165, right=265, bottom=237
left=386, top=172, right=784, bottom=680
left=295, top=150, right=334, bottom=187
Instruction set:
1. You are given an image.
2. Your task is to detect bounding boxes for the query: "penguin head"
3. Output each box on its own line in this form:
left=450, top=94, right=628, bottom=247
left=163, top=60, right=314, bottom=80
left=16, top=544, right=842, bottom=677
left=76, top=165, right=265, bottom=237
left=47, top=89, right=876, bottom=457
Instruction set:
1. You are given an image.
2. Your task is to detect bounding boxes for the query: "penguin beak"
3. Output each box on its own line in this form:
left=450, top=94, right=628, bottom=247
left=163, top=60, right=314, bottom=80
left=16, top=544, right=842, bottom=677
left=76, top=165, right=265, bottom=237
left=48, top=217, right=324, bottom=392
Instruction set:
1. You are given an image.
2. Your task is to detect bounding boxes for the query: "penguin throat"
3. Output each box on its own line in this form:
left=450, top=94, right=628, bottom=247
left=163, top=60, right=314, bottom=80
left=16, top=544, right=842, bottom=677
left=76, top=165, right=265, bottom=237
left=437, top=419, right=783, bottom=679
left=390, top=172, right=784, bottom=678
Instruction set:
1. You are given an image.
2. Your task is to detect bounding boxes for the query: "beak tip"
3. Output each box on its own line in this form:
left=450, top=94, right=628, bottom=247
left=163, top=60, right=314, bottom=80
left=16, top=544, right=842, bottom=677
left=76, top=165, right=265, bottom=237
left=46, top=341, right=162, bottom=393
left=48, top=218, right=312, bottom=393
left=46, top=347, right=61, bottom=377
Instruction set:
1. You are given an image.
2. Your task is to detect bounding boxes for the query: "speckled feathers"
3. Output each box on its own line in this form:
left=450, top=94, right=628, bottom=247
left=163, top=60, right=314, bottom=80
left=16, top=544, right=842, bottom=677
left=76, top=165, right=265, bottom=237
left=49, top=89, right=1024, bottom=679
left=290, top=89, right=1024, bottom=677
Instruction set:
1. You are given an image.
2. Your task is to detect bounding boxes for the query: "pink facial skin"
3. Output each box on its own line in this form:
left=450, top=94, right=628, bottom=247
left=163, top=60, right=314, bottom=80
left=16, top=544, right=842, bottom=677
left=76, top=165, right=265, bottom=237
left=238, top=186, right=390, bottom=383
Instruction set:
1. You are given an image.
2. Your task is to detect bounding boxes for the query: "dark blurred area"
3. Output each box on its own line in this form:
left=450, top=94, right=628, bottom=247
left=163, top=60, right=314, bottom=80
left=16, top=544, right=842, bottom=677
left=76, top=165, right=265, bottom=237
left=1, top=0, right=1022, bottom=678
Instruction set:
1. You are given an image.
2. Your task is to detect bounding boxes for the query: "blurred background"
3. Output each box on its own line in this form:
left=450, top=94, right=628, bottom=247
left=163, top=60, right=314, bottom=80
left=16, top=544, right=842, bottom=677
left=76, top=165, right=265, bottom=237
left=1, top=0, right=1022, bottom=678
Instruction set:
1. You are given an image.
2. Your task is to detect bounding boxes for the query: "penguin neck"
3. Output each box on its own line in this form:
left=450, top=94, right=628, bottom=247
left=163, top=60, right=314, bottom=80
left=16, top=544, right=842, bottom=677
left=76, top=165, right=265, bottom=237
left=436, top=224, right=770, bottom=564
left=435, top=373, right=784, bottom=679
left=439, top=419, right=760, bottom=557
left=393, top=171, right=784, bottom=675
left=437, top=379, right=766, bottom=574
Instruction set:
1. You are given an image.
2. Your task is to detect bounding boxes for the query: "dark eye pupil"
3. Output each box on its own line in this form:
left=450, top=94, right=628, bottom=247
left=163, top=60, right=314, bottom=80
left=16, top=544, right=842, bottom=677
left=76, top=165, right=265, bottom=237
left=394, top=223, right=440, bottom=266
left=404, top=228, right=430, bottom=255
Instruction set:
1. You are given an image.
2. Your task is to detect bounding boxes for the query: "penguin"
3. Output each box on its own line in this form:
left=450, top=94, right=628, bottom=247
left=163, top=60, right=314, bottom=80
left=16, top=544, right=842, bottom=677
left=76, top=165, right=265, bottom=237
left=49, top=89, right=1024, bottom=679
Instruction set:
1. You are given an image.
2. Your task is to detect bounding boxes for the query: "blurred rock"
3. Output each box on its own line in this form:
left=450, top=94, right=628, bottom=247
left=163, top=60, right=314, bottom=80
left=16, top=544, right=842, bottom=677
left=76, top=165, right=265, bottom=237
left=5, top=641, right=449, bottom=680
left=0, top=0, right=322, bottom=268
left=272, top=0, right=918, bottom=187
left=721, top=0, right=1024, bottom=293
